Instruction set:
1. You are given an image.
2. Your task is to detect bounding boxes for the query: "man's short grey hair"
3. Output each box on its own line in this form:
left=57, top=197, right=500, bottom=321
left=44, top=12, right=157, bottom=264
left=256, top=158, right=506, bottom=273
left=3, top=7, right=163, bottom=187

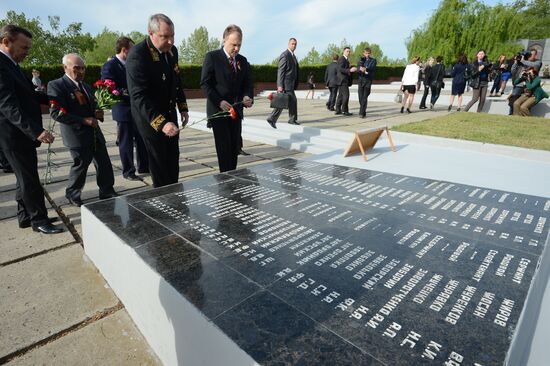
left=148, top=14, right=173, bottom=32
left=62, top=53, right=84, bottom=66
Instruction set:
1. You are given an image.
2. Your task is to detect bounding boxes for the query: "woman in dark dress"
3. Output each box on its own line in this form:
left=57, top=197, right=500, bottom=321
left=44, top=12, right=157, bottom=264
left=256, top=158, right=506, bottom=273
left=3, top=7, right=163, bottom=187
left=305, top=72, right=315, bottom=99
left=448, top=54, right=468, bottom=111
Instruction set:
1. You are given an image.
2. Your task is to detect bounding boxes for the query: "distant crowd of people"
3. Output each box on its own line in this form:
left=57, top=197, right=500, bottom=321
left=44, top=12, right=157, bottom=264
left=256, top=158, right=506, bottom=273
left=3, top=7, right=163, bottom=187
left=399, top=48, right=547, bottom=116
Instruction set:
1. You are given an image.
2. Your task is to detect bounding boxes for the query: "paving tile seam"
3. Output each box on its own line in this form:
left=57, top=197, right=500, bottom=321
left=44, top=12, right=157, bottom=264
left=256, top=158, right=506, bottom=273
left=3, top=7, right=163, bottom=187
left=43, top=189, right=82, bottom=244
left=0, top=302, right=124, bottom=365
left=0, top=241, right=78, bottom=268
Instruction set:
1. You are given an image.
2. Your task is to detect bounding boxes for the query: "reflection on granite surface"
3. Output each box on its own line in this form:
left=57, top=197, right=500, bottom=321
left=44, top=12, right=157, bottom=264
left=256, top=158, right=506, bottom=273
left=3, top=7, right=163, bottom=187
left=214, top=290, right=383, bottom=365
left=136, top=234, right=260, bottom=319
left=85, top=199, right=172, bottom=247
left=86, top=158, right=550, bottom=365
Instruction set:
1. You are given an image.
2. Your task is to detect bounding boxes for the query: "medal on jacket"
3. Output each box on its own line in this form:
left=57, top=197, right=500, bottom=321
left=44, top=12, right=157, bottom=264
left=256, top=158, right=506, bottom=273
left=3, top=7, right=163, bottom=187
left=162, top=73, right=166, bottom=81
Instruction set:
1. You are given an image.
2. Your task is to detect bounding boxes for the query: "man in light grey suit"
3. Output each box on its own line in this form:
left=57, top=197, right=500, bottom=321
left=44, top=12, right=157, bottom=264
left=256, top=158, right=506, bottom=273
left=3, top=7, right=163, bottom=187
left=267, top=38, right=299, bottom=128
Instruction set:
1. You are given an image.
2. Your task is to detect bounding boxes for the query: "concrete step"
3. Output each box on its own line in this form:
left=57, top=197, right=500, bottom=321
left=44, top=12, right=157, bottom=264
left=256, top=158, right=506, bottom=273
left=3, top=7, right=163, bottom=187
left=187, top=111, right=354, bottom=155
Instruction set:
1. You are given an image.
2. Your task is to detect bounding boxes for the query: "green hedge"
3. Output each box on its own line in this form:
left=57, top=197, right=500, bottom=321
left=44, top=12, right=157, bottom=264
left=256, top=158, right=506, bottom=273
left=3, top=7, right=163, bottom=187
left=22, top=64, right=406, bottom=90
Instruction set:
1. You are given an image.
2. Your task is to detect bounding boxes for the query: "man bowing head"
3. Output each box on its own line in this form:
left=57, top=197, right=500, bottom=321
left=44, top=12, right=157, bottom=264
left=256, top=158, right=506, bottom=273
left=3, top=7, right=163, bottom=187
left=126, top=14, right=189, bottom=187
left=200, top=24, right=253, bottom=172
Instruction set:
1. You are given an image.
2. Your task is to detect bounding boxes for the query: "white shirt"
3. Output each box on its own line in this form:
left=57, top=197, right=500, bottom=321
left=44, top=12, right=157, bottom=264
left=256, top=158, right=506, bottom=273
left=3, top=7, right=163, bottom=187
left=115, top=54, right=126, bottom=66
left=402, top=63, right=420, bottom=85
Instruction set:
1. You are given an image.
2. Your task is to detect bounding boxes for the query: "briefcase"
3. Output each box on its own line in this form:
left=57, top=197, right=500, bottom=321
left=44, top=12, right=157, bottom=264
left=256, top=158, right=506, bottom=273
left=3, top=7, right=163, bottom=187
left=270, top=92, right=290, bottom=109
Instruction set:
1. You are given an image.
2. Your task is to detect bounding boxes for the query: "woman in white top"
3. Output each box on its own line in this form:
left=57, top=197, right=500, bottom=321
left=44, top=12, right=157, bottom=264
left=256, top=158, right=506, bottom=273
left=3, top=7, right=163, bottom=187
left=400, top=56, right=421, bottom=113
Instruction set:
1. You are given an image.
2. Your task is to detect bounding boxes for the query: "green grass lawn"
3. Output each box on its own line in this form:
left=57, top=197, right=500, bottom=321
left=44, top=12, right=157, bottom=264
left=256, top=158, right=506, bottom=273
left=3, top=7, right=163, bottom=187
left=392, top=112, right=550, bottom=151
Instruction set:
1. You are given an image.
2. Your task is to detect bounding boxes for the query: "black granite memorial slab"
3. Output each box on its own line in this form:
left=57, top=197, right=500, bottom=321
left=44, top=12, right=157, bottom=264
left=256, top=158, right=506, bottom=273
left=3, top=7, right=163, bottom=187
left=85, top=158, right=550, bottom=365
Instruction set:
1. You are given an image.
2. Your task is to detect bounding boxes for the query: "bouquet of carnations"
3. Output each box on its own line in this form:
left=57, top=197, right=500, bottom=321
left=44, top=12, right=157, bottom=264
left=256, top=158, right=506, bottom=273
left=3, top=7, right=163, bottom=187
left=93, top=79, right=120, bottom=110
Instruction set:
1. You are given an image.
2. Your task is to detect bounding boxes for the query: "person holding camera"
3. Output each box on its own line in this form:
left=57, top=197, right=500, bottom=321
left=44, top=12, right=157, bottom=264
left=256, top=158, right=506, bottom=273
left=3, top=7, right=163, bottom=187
left=509, top=49, right=542, bottom=114
left=464, top=49, right=490, bottom=113
left=512, top=67, right=548, bottom=116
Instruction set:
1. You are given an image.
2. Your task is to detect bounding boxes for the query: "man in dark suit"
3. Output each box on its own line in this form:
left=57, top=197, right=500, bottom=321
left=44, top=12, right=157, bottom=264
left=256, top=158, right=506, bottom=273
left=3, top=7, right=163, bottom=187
left=126, top=13, right=189, bottom=188
left=324, top=54, right=339, bottom=111
left=0, top=25, right=62, bottom=234
left=201, top=24, right=253, bottom=173
left=267, top=38, right=299, bottom=128
left=357, top=47, right=377, bottom=118
left=335, top=47, right=357, bottom=116
left=101, top=36, right=148, bottom=181
left=48, top=53, right=117, bottom=207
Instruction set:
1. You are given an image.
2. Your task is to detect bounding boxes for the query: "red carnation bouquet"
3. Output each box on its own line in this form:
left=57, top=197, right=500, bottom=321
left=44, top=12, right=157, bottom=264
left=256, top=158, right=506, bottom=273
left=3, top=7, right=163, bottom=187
left=93, top=79, right=120, bottom=110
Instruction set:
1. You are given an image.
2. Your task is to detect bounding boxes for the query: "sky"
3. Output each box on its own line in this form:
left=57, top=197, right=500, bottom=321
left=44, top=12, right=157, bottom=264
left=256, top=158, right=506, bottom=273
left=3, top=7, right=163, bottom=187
left=2, top=0, right=504, bottom=63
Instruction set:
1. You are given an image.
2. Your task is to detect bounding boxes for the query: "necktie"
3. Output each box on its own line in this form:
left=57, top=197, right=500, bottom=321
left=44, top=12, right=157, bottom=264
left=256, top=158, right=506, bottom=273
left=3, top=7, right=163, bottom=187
left=229, top=57, right=237, bottom=73
left=78, top=82, right=89, bottom=103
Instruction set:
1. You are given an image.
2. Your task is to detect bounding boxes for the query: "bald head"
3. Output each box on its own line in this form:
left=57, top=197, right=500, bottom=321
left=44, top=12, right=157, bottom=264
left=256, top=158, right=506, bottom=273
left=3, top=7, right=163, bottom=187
left=63, top=53, right=86, bottom=82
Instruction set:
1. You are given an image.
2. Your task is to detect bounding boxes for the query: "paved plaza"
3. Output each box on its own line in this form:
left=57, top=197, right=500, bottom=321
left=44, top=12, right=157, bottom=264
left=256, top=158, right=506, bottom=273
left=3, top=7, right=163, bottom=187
left=1, top=97, right=549, bottom=365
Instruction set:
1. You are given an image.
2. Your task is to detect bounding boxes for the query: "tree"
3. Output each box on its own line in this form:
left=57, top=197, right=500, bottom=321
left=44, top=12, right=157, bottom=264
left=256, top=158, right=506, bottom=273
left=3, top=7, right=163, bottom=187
left=320, top=43, right=342, bottom=64
left=0, top=11, right=95, bottom=65
left=83, top=28, right=121, bottom=64
left=406, top=0, right=523, bottom=63
left=300, top=47, right=321, bottom=65
left=513, top=0, right=550, bottom=39
left=179, top=26, right=220, bottom=64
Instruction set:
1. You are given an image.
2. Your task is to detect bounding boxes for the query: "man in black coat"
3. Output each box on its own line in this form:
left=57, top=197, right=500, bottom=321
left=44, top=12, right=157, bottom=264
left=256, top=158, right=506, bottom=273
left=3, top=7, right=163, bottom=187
left=266, top=38, right=299, bottom=128
left=101, top=36, right=148, bottom=181
left=0, top=25, right=62, bottom=234
left=324, top=54, right=339, bottom=111
left=357, top=47, right=377, bottom=118
left=126, top=13, right=189, bottom=188
left=48, top=53, right=117, bottom=207
left=200, top=24, right=253, bottom=172
left=335, top=47, right=357, bottom=116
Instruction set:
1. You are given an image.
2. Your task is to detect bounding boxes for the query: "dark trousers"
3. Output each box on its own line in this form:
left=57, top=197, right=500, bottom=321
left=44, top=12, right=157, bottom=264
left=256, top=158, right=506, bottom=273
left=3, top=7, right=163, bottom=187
left=212, top=117, right=242, bottom=172
left=419, top=85, right=430, bottom=107
left=0, top=147, right=11, bottom=170
left=66, top=142, right=115, bottom=199
left=269, top=90, right=297, bottom=123
left=358, top=80, right=372, bottom=116
left=326, top=87, right=338, bottom=109
left=142, top=134, right=180, bottom=188
left=430, top=85, right=442, bottom=106
left=490, top=74, right=502, bottom=94
left=2, top=145, right=49, bottom=227
left=335, top=84, right=350, bottom=113
left=117, top=120, right=149, bottom=177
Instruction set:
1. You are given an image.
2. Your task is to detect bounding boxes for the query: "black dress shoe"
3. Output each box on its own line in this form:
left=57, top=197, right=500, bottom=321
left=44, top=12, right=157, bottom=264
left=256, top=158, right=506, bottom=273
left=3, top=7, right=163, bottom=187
left=329, top=107, right=335, bottom=111
left=66, top=196, right=83, bottom=207
left=288, top=120, right=300, bottom=125
left=32, top=223, right=64, bottom=234
left=99, top=192, right=119, bottom=200
left=267, top=119, right=277, bottom=129
left=124, top=174, right=143, bottom=181
left=334, top=111, right=342, bottom=115
left=2, top=166, right=14, bottom=173
left=343, top=112, right=353, bottom=116
left=360, top=114, right=366, bottom=119
left=419, top=106, right=427, bottom=110
left=238, top=148, right=250, bottom=156
left=137, top=169, right=149, bottom=174
left=19, top=217, right=58, bottom=229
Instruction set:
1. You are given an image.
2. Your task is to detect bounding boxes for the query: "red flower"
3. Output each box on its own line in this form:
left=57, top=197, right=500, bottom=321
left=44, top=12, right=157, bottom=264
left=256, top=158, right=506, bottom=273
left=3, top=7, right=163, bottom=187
left=49, top=99, right=59, bottom=108
left=103, top=79, right=116, bottom=91
left=229, top=107, right=237, bottom=120
left=93, top=80, right=104, bottom=89
left=267, top=92, right=274, bottom=101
